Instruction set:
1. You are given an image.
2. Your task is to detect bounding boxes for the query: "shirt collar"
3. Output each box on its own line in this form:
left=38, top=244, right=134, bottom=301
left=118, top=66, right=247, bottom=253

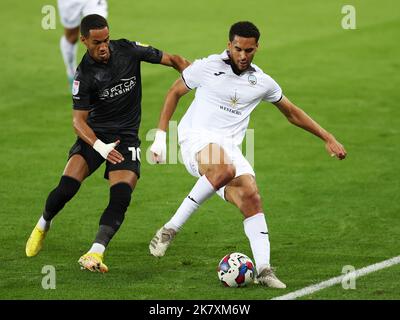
left=220, top=50, right=256, bottom=74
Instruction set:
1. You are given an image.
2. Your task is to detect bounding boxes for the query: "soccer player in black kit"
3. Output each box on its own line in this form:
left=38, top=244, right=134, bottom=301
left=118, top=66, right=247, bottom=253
left=25, top=14, right=190, bottom=272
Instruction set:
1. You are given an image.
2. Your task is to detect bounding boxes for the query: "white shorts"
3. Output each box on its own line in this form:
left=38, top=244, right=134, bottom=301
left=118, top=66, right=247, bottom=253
left=179, top=133, right=255, bottom=200
left=58, top=0, right=108, bottom=29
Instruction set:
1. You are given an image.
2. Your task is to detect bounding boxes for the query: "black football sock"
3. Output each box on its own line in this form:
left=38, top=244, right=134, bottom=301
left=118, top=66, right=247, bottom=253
left=94, top=183, right=132, bottom=247
left=43, top=175, right=81, bottom=221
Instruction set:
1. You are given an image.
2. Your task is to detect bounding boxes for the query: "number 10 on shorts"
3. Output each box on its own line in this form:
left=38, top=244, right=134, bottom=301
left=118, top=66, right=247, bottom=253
left=128, top=147, right=141, bottom=162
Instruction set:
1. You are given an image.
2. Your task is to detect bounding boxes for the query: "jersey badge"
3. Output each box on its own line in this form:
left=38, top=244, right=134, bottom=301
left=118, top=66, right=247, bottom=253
left=248, top=73, right=257, bottom=85
left=72, top=80, right=80, bottom=95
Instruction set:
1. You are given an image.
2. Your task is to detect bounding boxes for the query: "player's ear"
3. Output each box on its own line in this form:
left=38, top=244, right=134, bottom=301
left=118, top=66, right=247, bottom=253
left=80, top=35, right=86, bottom=45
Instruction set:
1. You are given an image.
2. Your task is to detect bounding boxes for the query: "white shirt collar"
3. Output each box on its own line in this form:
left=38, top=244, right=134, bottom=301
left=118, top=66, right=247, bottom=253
left=220, top=50, right=230, bottom=60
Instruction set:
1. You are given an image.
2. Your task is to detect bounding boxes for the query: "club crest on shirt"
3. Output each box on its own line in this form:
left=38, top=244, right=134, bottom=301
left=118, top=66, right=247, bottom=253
left=72, top=80, right=80, bottom=95
left=248, top=74, right=257, bottom=85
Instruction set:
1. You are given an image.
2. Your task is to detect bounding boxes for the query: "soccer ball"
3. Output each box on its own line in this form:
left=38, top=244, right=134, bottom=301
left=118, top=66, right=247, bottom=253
left=217, top=252, right=255, bottom=287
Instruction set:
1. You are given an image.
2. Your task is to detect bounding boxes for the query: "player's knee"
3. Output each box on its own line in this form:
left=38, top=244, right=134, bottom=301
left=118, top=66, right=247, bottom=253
left=109, top=183, right=133, bottom=211
left=100, top=183, right=133, bottom=228
left=240, top=187, right=262, bottom=210
left=224, top=164, right=236, bottom=182
left=206, top=164, right=236, bottom=189
left=44, top=175, right=81, bottom=219
left=56, top=175, right=81, bottom=201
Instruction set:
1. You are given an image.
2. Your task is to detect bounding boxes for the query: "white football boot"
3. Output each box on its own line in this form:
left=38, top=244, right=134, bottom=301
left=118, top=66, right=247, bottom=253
left=255, top=266, right=287, bottom=288
left=149, top=227, right=176, bottom=257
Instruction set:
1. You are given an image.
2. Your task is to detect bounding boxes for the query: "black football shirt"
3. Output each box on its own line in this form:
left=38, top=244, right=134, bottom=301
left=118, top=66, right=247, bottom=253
left=72, top=39, right=163, bottom=136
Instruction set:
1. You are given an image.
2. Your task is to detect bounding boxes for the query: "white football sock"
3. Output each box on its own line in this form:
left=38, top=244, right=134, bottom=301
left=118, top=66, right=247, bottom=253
left=243, top=213, right=271, bottom=274
left=37, top=215, right=51, bottom=231
left=88, top=243, right=106, bottom=255
left=60, top=36, right=78, bottom=78
left=165, top=175, right=215, bottom=231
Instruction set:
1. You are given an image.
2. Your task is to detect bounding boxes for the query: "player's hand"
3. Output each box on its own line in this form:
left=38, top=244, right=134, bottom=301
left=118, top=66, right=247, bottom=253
left=106, top=140, right=125, bottom=164
left=150, top=130, right=167, bottom=164
left=325, top=137, right=347, bottom=160
left=93, top=139, right=125, bottom=164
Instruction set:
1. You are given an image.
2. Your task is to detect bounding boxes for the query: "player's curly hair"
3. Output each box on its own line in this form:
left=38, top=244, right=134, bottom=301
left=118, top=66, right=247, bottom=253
left=80, top=14, right=109, bottom=38
left=229, top=21, right=260, bottom=42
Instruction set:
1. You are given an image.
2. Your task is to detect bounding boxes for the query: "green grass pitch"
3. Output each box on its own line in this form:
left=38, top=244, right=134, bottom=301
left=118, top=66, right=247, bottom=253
left=0, top=0, right=399, bottom=300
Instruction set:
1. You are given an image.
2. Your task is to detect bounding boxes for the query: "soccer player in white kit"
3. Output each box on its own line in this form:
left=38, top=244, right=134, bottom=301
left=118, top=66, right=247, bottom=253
left=57, top=0, right=108, bottom=87
left=149, top=21, right=347, bottom=288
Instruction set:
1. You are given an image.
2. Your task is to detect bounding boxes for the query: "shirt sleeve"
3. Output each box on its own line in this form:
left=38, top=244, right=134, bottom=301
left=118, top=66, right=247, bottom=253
left=72, top=70, right=92, bottom=110
left=129, top=41, right=163, bottom=64
left=262, top=76, right=283, bottom=103
left=181, top=58, right=206, bottom=90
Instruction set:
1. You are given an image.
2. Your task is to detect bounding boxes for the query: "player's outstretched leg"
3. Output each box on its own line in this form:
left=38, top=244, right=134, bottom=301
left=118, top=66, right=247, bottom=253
left=225, top=175, right=286, bottom=288
left=148, top=175, right=216, bottom=257
left=79, top=181, right=133, bottom=272
left=149, top=143, right=235, bottom=257
left=26, top=175, right=81, bottom=257
left=148, top=174, right=217, bottom=257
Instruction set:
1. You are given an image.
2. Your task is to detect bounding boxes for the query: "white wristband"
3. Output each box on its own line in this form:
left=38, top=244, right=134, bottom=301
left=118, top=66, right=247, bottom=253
left=154, top=129, right=167, bottom=143
left=150, top=130, right=167, bottom=163
left=93, top=139, right=115, bottom=159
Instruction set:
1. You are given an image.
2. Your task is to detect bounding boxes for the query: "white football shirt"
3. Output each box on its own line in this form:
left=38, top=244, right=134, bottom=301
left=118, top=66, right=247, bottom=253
left=178, top=50, right=282, bottom=146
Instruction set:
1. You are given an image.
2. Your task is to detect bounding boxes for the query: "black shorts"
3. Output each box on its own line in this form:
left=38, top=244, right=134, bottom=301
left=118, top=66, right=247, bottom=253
left=68, top=133, right=141, bottom=179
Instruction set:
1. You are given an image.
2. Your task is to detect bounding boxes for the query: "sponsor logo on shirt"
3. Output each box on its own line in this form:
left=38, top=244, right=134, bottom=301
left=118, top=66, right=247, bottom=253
left=72, top=80, right=80, bottom=95
left=99, top=76, right=136, bottom=99
left=229, top=92, right=239, bottom=108
left=219, top=91, right=242, bottom=115
left=219, top=105, right=242, bottom=115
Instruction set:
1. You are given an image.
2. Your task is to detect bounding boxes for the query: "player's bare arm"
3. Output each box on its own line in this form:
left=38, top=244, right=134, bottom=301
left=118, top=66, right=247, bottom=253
left=72, top=109, right=124, bottom=164
left=150, top=78, right=190, bottom=163
left=157, top=78, right=190, bottom=131
left=273, top=96, right=347, bottom=160
left=160, top=53, right=191, bottom=73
